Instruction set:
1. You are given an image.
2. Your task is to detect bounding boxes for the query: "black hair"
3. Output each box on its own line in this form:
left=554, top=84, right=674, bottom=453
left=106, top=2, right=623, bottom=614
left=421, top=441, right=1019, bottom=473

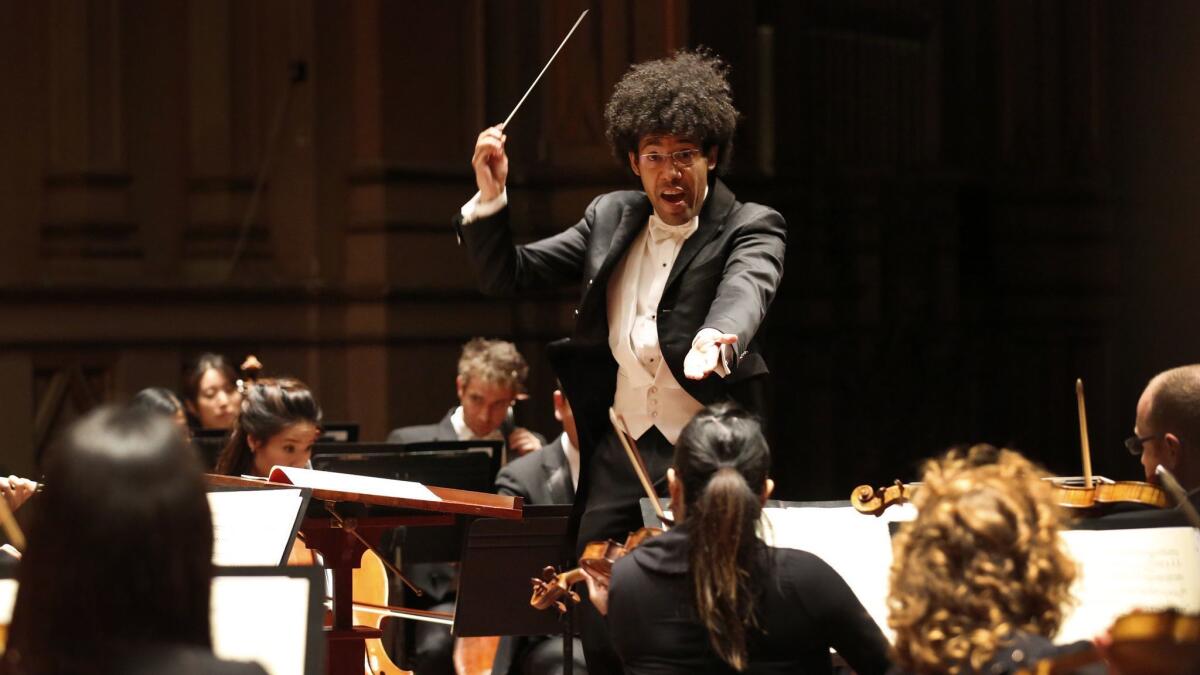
left=181, top=353, right=238, bottom=413
left=673, top=402, right=771, bottom=671
left=215, top=378, right=322, bottom=476
left=604, top=48, right=740, bottom=175
left=6, top=406, right=213, bottom=672
left=130, top=386, right=184, bottom=417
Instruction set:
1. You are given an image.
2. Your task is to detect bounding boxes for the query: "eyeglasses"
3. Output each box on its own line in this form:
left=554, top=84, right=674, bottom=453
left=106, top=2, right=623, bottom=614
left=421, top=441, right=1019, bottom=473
left=639, top=149, right=703, bottom=169
left=1125, top=434, right=1162, bottom=456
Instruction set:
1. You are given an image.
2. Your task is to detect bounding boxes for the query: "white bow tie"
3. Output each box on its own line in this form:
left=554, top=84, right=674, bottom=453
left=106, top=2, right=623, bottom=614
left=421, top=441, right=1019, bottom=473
left=648, top=216, right=696, bottom=243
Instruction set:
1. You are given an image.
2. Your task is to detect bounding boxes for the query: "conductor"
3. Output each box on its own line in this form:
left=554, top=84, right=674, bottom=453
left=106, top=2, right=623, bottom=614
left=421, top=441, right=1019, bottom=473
left=456, top=48, right=787, bottom=671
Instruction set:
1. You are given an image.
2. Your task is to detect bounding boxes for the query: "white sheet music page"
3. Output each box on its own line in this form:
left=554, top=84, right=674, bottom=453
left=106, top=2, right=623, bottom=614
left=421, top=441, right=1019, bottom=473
left=269, top=465, right=442, bottom=502
left=207, top=488, right=305, bottom=566
left=760, top=505, right=912, bottom=639
left=1057, top=526, right=1200, bottom=643
left=212, top=575, right=311, bottom=675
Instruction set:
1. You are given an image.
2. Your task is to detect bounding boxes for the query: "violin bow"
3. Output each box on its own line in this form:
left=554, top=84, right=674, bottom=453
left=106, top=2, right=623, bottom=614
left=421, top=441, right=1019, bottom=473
left=1155, top=465, right=1200, bottom=529
left=608, top=408, right=671, bottom=525
left=1076, top=378, right=1094, bottom=489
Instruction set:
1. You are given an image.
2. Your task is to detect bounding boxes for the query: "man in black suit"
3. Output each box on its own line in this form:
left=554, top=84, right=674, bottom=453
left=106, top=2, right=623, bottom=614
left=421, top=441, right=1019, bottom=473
left=491, top=388, right=587, bottom=675
left=384, top=337, right=543, bottom=674
left=387, top=337, right=542, bottom=459
left=457, top=49, right=786, bottom=671
left=495, top=387, right=579, bottom=505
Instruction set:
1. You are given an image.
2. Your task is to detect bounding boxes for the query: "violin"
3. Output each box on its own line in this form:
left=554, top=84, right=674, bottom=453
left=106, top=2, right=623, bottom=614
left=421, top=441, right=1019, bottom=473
left=850, top=477, right=1170, bottom=516
left=1015, top=609, right=1200, bottom=675
left=530, top=527, right=663, bottom=612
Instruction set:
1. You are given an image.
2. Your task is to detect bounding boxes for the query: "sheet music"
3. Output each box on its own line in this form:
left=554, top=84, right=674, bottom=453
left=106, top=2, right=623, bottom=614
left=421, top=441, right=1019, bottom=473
left=211, top=575, right=312, bottom=675
left=1057, top=526, right=1200, bottom=643
left=0, top=579, right=15, bottom=624
left=0, top=574, right=313, bottom=675
left=207, top=488, right=305, bottom=566
left=270, top=465, right=441, bottom=502
left=761, top=506, right=908, bottom=638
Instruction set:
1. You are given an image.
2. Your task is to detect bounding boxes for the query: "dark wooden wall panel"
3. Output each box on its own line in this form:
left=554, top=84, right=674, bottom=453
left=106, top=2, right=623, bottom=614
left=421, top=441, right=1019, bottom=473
left=0, top=1, right=1189, bottom=503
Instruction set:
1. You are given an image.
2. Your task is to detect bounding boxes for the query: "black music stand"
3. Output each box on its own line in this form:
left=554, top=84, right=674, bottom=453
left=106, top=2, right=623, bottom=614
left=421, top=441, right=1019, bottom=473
left=311, top=448, right=494, bottom=563
left=318, top=422, right=359, bottom=442
left=455, top=506, right=580, bottom=675
left=311, top=440, right=505, bottom=484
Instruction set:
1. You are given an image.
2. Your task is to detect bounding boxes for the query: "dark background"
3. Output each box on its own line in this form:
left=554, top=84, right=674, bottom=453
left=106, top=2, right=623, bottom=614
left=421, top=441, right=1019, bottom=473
left=1, top=0, right=1196, bottom=501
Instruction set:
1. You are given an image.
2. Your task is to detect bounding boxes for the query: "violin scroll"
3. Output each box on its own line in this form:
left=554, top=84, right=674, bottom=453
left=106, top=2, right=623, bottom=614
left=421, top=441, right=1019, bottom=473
left=530, top=566, right=583, bottom=612
left=851, top=480, right=914, bottom=516
left=529, top=527, right=663, bottom=613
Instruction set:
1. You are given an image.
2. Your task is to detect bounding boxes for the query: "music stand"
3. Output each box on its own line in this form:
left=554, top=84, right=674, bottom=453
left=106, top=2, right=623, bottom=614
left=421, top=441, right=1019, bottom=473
left=205, top=472, right=522, bottom=675
left=312, top=440, right=505, bottom=484
left=318, top=422, right=360, bottom=442
left=311, top=448, right=494, bottom=564
left=455, top=506, right=580, bottom=674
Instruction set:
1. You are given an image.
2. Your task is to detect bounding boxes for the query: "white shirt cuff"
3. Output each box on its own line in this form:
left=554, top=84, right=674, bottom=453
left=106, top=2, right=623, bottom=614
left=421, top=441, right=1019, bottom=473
left=693, top=328, right=734, bottom=378
left=460, top=188, right=508, bottom=224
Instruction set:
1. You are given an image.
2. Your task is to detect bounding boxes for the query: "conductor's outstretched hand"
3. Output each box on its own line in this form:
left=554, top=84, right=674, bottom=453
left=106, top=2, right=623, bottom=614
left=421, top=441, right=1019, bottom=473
left=472, top=125, right=508, bottom=202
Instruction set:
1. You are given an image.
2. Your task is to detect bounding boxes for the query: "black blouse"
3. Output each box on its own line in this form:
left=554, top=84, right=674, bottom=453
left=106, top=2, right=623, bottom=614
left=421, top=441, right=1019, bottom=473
left=607, top=526, right=892, bottom=675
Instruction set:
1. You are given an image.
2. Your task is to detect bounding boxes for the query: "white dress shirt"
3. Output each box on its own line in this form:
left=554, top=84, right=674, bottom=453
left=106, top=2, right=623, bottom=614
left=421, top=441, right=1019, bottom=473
left=560, top=432, right=580, bottom=490
left=607, top=186, right=709, bottom=444
left=449, top=406, right=504, bottom=442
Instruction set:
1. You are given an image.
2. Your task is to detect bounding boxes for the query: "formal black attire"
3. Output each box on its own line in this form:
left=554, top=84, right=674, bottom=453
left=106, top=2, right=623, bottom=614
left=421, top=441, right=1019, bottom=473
left=386, top=409, right=457, bottom=444
left=459, top=177, right=786, bottom=672
left=491, top=436, right=587, bottom=675
left=495, top=435, right=575, bottom=505
left=606, top=526, right=891, bottom=675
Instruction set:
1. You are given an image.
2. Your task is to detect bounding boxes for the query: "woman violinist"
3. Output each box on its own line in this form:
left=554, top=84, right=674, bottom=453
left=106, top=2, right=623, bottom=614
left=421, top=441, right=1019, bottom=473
left=214, top=378, right=321, bottom=567
left=2, top=406, right=266, bottom=674
left=887, top=444, right=1105, bottom=675
left=183, top=353, right=244, bottom=432
left=213, top=378, right=321, bottom=478
left=585, top=403, right=891, bottom=674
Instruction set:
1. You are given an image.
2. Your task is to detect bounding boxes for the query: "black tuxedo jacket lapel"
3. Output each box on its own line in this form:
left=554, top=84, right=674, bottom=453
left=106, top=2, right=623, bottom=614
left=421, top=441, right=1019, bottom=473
left=539, top=438, right=575, bottom=504
left=590, top=199, right=650, bottom=300
left=664, top=178, right=735, bottom=292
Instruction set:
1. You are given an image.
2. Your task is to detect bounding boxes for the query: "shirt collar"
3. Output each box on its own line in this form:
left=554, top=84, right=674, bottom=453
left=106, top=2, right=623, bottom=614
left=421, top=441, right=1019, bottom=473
left=449, top=406, right=503, bottom=442
left=647, top=182, right=707, bottom=243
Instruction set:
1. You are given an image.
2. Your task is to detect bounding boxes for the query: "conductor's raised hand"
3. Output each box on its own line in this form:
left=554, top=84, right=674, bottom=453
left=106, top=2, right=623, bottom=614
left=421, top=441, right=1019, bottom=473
left=472, top=125, right=508, bottom=202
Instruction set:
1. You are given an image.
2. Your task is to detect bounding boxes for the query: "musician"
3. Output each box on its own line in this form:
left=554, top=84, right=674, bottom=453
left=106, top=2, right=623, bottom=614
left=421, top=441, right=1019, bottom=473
left=387, top=337, right=542, bottom=458
left=460, top=48, right=786, bottom=670
left=182, top=352, right=243, bottom=431
left=888, top=444, right=1104, bottom=675
left=583, top=403, right=889, bottom=675
left=3, top=406, right=266, bottom=674
left=214, top=378, right=322, bottom=477
left=1130, top=364, right=1200, bottom=500
left=491, top=387, right=587, bottom=675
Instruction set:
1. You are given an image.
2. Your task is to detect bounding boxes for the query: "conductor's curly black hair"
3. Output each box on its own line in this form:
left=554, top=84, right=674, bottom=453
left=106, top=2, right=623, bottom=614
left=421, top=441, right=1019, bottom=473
left=604, top=48, right=740, bottom=175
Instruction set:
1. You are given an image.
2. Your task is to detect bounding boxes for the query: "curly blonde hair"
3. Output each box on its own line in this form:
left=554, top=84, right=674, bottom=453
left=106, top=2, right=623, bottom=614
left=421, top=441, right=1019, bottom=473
left=457, top=338, right=528, bottom=395
left=888, top=444, right=1076, bottom=674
